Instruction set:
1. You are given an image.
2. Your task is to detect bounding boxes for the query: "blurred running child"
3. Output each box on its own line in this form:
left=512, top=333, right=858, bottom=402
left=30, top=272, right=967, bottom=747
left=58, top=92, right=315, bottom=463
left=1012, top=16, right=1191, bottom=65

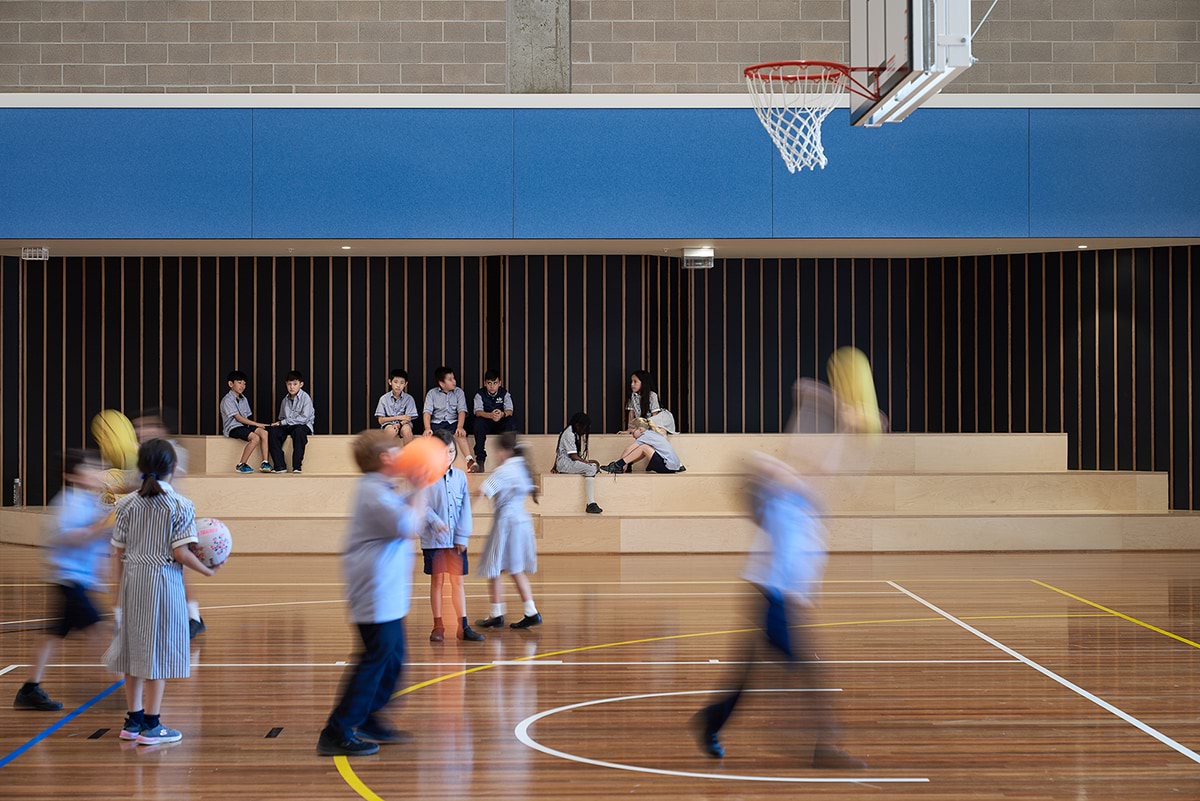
left=12, top=450, right=110, bottom=712
left=474, top=432, right=543, bottom=630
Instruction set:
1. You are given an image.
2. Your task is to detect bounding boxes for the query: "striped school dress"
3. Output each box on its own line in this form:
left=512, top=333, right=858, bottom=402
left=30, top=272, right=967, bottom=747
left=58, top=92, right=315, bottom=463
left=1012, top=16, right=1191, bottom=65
left=477, top=457, right=538, bottom=579
left=104, top=483, right=198, bottom=680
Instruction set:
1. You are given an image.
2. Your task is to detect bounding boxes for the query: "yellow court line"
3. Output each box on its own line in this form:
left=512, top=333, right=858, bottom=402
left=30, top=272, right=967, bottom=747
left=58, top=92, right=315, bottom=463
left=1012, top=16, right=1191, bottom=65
left=334, top=610, right=1116, bottom=799
left=1031, top=579, right=1200, bottom=651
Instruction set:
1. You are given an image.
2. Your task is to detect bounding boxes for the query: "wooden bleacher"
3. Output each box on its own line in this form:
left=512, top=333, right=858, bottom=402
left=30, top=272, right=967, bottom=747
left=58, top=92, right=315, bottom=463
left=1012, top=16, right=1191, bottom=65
left=2, top=433, right=1196, bottom=553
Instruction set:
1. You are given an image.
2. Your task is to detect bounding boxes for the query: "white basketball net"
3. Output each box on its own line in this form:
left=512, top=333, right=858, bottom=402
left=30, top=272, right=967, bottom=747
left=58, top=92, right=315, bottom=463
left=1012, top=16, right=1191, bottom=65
left=745, top=63, right=851, bottom=173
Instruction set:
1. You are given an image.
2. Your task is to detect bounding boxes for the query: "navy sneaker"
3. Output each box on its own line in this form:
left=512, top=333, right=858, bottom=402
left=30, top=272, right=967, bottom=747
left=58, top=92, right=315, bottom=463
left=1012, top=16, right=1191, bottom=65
left=235, top=463, right=253, bottom=473
left=137, top=725, right=183, bottom=745
left=259, top=461, right=272, bottom=473
left=317, top=730, right=380, bottom=757
left=585, top=503, right=603, bottom=514
left=189, top=617, right=206, bottom=639
left=119, top=714, right=142, bottom=740
left=13, top=684, right=62, bottom=712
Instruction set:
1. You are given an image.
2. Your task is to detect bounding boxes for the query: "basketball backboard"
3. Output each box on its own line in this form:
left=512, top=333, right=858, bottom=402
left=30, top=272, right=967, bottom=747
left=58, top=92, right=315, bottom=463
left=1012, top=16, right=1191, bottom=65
left=849, top=0, right=974, bottom=127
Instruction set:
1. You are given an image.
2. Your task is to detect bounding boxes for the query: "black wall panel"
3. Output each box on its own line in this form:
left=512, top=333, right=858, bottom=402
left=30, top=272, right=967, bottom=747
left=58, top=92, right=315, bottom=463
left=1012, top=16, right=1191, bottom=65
left=2, top=248, right=1198, bottom=509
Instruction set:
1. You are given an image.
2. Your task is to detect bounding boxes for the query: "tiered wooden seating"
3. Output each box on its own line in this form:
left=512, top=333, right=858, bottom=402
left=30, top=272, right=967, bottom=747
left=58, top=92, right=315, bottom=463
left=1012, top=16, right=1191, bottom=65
left=3, top=432, right=1197, bottom=553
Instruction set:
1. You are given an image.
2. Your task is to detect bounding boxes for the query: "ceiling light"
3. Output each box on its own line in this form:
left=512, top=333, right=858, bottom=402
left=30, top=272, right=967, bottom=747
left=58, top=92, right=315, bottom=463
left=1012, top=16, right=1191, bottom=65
left=1077, top=244, right=1088, bottom=249
left=341, top=246, right=352, bottom=250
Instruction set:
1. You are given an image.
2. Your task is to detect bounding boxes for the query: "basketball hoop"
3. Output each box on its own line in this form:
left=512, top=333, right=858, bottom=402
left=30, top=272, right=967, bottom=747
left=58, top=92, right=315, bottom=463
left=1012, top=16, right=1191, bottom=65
left=744, top=61, right=880, bottom=173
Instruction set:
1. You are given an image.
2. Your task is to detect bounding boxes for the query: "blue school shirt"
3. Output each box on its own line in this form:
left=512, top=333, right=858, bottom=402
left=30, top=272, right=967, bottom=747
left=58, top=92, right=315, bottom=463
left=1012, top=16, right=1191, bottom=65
left=46, top=487, right=109, bottom=589
left=342, top=472, right=424, bottom=624
left=421, top=468, right=473, bottom=550
left=741, top=478, right=826, bottom=601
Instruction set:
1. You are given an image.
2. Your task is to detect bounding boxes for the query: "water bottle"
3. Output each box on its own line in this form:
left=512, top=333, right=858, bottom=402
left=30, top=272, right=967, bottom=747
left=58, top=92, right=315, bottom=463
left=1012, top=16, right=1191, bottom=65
left=12, top=478, right=21, bottom=507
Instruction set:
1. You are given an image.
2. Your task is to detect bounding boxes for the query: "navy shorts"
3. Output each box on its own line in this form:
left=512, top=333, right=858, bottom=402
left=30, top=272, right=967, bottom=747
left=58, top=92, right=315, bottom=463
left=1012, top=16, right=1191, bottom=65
left=646, top=451, right=681, bottom=474
left=429, top=421, right=458, bottom=433
left=50, top=582, right=102, bottom=637
left=227, top=425, right=257, bottom=441
left=423, top=548, right=468, bottom=576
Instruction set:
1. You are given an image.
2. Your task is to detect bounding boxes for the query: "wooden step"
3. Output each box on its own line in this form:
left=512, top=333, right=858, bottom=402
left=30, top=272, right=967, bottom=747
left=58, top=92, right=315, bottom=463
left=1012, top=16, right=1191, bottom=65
left=540, top=471, right=1167, bottom=514
left=538, top=511, right=1200, bottom=553
left=177, top=432, right=1069, bottom=476
left=7, top=506, right=1198, bottom=554
left=172, top=473, right=527, bottom=518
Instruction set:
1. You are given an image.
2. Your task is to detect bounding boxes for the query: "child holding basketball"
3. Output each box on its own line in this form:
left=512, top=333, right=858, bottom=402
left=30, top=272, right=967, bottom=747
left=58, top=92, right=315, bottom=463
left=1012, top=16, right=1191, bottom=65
left=554, top=412, right=603, bottom=514
left=133, top=409, right=205, bottom=639
left=474, top=432, right=543, bottom=630
left=13, top=450, right=111, bottom=712
left=317, top=431, right=429, bottom=757
left=423, top=430, right=484, bottom=643
left=105, top=439, right=219, bottom=746
left=600, top=418, right=685, bottom=474
left=221, top=370, right=272, bottom=473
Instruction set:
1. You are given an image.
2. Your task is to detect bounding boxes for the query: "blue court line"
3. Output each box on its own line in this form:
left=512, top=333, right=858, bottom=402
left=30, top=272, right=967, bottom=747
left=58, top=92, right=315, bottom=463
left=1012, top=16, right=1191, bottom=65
left=0, top=679, right=124, bottom=769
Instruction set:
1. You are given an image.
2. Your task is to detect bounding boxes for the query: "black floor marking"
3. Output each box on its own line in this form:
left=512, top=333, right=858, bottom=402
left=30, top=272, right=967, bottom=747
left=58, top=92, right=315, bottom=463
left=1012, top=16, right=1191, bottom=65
left=265, top=727, right=283, bottom=738
left=87, top=729, right=109, bottom=740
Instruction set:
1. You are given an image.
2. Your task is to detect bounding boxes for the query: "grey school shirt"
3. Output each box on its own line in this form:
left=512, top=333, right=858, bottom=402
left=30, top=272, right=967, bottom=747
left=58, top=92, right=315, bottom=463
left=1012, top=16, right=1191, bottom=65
left=375, top=391, right=418, bottom=423
left=278, top=389, right=316, bottom=432
left=220, top=391, right=254, bottom=436
left=423, top=387, right=469, bottom=425
left=636, top=430, right=682, bottom=471
left=342, top=472, right=423, bottom=625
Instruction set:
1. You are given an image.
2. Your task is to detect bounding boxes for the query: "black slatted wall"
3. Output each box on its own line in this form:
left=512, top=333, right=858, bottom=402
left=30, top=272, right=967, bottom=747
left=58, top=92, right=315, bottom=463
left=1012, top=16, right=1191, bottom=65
left=3, top=247, right=1198, bottom=508
left=689, top=248, right=1200, bottom=509
left=0, top=254, right=685, bottom=506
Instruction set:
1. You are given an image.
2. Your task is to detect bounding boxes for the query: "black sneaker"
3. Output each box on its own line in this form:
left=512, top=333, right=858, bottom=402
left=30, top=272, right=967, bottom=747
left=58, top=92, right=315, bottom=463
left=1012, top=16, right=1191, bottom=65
left=510, top=613, right=542, bottom=629
left=459, top=625, right=485, bottom=642
left=689, top=711, right=724, bottom=758
left=475, top=615, right=504, bottom=629
left=317, top=730, right=380, bottom=757
left=585, top=502, right=603, bottom=514
left=189, top=617, right=206, bottom=639
left=13, top=684, right=62, bottom=711
left=357, top=719, right=414, bottom=744
left=292, top=467, right=302, bottom=474
left=599, top=461, right=624, bottom=474
left=272, top=466, right=287, bottom=473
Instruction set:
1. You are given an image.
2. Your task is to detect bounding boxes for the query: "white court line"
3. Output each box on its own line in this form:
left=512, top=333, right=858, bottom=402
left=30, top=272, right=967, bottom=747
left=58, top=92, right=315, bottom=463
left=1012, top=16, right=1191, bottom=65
left=515, top=689, right=929, bottom=784
left=13, top=658, right=1022, bottom=669
left=887, top=581, right=1200, bottom=765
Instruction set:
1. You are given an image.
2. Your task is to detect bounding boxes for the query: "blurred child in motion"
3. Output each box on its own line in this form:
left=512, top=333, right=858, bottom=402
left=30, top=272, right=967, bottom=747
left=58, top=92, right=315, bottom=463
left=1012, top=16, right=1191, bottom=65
left=693, top=347, right=882, bottom=769
left=13, top=450, right=111, bottom=711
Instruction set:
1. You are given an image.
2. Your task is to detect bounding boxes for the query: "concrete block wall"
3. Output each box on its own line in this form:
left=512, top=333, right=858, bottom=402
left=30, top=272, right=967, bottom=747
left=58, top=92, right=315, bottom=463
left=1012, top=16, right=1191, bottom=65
left=0, top=0, right=508, bottom=92
left=570, top=0, right=1200, bottom=93
left=0, top=0, right=1195, bottom=93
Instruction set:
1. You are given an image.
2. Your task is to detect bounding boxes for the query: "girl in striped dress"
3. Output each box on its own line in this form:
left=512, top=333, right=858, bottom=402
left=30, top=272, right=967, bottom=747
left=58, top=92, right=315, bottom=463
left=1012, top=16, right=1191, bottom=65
left=104, top=439, right=218, bottom=745
left=474, top=432, right=543, bottom=630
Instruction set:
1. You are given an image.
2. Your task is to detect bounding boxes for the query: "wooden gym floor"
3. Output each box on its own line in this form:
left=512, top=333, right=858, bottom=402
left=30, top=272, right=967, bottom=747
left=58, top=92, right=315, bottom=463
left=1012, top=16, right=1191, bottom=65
left=2, top=545, right=1199, bottom=799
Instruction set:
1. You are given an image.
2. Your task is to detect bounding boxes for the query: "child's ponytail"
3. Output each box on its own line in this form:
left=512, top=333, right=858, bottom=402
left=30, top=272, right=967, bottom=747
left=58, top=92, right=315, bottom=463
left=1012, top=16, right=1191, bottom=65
left=136, top=439, right=177, bottom=499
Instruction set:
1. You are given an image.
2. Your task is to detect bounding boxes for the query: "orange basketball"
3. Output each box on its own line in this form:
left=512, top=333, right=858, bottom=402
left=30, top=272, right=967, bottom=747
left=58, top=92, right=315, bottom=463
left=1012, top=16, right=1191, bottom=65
left=385, top=437, right=448, bottom=489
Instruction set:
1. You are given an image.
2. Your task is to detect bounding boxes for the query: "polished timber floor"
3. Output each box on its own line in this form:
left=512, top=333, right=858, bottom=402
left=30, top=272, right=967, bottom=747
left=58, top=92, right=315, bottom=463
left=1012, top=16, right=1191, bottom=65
left=3, top=546, right=1200, bottom=800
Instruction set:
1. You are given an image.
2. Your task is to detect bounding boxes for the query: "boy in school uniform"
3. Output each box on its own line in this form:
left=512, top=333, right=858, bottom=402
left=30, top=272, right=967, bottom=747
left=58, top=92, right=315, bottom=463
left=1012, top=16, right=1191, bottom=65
left=421, top=366, right=477, bottom=472
left=317, top=431, right=429, bottom=758
left=375, top=368, right=418, bottom=444
left=220, top=370, right=272, bottom=474
left=13, top=450, right=110, bottom=711
left=270, top=370, right=316, bottom=473
left=471, top=369, right=517, bottom=471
